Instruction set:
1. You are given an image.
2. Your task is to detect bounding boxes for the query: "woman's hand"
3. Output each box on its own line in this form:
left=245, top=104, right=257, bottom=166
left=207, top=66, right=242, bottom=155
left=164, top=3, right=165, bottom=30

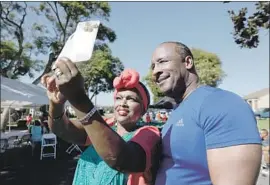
left=41, top=73, right=66, bottom=105
left=51, top=57, right=86, bottom=105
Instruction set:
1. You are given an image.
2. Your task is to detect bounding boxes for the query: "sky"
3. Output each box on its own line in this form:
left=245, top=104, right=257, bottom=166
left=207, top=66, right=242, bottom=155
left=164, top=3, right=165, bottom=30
left=21, top=2, right=269, bottom=106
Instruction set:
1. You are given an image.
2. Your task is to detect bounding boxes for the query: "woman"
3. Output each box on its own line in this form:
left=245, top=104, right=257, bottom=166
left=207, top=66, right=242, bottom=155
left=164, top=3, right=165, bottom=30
left=26, top=113, right=33, bottom=129
left=42, top=58, right=161, bottom=185
left=29, top=120, right=43, bottom=156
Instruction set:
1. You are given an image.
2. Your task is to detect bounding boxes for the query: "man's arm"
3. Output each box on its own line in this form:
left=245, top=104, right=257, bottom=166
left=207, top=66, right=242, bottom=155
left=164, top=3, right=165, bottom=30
left=200, top=91, right=262, bottom=185
left=207, top=145, right=262, bottom=185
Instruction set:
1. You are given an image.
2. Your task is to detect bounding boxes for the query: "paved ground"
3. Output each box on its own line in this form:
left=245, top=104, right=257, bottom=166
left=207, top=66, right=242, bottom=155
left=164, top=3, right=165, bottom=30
left=0, top=138, right=81, bottom=185
left=257, top=173, right=269, bottom=185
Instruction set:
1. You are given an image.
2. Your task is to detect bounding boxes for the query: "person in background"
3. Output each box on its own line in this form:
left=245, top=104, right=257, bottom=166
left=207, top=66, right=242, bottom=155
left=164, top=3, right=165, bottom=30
left=146, top=112, right=151, bottom=124
left=29, top=120, right=43, bottom=156
left=42, top=65, right=161, bottom=185
left=151, top=111, right=156, bottom=121
left=156, top=112, right=161, bottom=122
left=162, top=115, right=167, bottom=123
left=40, top=112, right=49, bottom=133
left=260, top=129, right=269, bottom=175
left=151, top=41, right=262, bottom=185
left=26, top=114, right=33, bottom=128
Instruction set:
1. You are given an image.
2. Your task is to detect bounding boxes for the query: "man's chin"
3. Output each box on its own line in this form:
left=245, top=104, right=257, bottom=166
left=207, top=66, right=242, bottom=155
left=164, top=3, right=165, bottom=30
left=159, top=85, right=173, bottom=96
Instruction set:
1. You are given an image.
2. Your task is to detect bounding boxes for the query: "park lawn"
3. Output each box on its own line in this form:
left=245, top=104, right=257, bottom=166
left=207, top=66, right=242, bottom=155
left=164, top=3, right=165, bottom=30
left=257, top=119, right=270, bottom=130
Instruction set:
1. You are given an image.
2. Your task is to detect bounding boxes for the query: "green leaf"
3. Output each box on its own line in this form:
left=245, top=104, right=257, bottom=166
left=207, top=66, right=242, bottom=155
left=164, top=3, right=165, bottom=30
left=227, top=2, right=269, bottom=49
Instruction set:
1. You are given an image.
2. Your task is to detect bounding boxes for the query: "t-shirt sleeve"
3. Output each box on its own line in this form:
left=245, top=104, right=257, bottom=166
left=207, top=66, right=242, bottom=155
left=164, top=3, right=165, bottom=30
left=130, top=126, right=161, bottom=171
left=199, top=91, right=262, bottom=149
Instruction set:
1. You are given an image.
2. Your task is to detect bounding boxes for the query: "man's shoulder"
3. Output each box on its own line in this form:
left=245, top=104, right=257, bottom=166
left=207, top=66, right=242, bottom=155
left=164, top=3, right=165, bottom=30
left=199, top=85, right=240, bottom=98
left=197, top=86, right=255, bottom=123
left=200, top=86, right=247, bottom=108
left=186, top=86, right=245, bottom=111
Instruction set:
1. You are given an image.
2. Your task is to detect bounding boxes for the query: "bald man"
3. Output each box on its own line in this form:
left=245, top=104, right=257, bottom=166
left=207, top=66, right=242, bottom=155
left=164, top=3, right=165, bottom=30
left=151, top=41, right=262, bottom=185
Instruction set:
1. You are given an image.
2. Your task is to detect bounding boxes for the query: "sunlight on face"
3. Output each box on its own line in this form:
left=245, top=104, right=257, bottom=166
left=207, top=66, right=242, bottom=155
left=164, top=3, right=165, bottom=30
left=113, top=89, right=143, bottom=126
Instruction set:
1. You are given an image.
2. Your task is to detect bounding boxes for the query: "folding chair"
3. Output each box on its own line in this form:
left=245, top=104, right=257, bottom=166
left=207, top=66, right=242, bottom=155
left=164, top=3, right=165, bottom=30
left=66, top=144, right=82, bottom=154
left=40, top=133, right=57, bottom=160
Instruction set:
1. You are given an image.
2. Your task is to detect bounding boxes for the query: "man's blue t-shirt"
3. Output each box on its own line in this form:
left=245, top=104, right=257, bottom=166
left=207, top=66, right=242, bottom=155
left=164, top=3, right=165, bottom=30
left=155, top=86, right=261, bottom=185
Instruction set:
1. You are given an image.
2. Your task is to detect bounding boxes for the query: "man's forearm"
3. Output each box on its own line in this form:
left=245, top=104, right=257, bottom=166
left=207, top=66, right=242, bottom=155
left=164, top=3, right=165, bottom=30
left=48, top=101, right=88, bottom=146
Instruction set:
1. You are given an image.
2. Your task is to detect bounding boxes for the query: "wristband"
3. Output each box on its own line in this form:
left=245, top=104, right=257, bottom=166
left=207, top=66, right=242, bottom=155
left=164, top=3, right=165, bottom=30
left=79, top=107, right=97, bottom=125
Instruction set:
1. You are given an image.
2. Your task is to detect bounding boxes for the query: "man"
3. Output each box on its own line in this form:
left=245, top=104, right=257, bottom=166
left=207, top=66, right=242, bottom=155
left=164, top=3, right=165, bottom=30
left=151, top=41, right=262, bottom=185
left=260, top=129, right=269, bottom=170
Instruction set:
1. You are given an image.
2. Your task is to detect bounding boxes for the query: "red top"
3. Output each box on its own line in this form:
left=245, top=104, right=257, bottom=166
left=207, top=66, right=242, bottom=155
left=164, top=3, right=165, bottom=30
left=26, top=115, right=32, bottom=125
left=85, top=117, right=161, bottom=185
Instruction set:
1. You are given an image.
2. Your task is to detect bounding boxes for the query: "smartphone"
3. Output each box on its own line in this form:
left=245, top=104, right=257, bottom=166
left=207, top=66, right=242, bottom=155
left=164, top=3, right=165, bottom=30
left=57, top=20, right=100, bottom=63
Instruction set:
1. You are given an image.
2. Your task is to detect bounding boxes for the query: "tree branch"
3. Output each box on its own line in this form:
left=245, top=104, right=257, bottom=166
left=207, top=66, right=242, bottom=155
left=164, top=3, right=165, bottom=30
left=19, top=2, right=27, bottom=27
left=1, top=2, right=26, bottom=74
left=32, top=52, right=55, bottom=84
left=62, top=5, right=70, bottom=43
left=46, top=2, right=65, bottom=36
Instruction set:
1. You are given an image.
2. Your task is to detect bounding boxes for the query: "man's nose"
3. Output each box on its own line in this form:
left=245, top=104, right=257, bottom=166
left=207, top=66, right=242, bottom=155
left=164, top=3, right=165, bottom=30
left=152, top=65, right=162, bottom=82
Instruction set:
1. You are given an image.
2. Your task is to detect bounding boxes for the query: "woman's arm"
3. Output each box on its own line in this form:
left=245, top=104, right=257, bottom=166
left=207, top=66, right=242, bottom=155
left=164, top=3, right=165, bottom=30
left=52, top=58, right=161, bottom=172
left=48, top=101, right=89, bottom=146
left=71, top=94, right=160, bottom=173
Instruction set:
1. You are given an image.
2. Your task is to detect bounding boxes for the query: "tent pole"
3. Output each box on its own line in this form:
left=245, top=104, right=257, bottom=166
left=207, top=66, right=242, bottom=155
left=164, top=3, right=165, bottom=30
left=8, top=107, right=11, bottom=132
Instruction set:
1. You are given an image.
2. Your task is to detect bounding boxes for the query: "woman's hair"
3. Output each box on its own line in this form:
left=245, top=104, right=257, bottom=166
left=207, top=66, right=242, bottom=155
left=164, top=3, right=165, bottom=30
left=34, top=120, right=41, bottom=126
left=138, top=81, right=150, bottom=110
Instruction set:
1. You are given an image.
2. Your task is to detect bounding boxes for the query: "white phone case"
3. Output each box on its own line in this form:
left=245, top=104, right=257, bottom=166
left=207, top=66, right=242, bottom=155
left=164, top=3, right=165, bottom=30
left=58, top=20, right=100, bottom=63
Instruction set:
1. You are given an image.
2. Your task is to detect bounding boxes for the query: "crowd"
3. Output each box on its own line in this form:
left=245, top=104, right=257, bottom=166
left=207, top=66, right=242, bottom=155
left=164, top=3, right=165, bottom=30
left=40, top=41, right=265, bottom=185
left=145, top=111, right=169, bottom=123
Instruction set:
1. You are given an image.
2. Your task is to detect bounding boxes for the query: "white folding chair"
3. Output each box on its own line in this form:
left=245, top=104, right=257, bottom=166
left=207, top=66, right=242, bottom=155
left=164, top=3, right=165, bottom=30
left=66, top=144, right=82, bottom=154
left=40, top=133, right=57, bottom=160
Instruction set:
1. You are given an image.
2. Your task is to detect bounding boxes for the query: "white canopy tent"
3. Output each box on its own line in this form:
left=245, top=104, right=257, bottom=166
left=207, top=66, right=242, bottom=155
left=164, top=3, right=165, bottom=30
left=1, top=76, right=49, bottom=132
left=1, top=76, right=49, bottom=108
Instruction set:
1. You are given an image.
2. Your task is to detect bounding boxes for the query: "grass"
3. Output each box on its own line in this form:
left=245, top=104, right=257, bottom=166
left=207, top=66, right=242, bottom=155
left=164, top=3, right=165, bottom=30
left=257, top=119, right=270, bottom=130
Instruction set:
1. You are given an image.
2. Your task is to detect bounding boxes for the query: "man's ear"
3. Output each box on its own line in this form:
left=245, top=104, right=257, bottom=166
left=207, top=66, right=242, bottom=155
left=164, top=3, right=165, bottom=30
left=184, top=56, right=194, bottom=70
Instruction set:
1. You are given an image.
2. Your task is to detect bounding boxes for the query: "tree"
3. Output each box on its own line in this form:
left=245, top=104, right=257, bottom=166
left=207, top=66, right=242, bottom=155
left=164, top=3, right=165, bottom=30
left=144, top=69, right=165, bottom=103
left=31, top=2, right=119, bottom=85
left=77, top=44, right=124, bottom=96
left=0, top=2, right=43, bottom=79
left=0, top=2, right=44, bottom=132
left=144, top=48, right=226, bottom=103
left=226, top=1, right=269, bottom=49
left=0, top=2, right=123, bottom=131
